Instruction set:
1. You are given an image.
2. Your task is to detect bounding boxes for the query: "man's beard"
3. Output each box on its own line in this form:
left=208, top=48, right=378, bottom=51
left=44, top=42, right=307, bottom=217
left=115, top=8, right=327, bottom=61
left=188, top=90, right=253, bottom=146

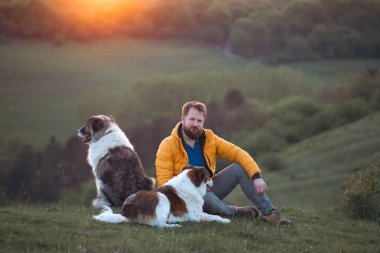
left=183, top=125, right=202, bottom=140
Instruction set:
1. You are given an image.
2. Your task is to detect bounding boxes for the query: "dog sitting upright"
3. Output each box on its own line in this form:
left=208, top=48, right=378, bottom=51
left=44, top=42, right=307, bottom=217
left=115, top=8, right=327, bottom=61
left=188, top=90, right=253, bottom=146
left=77, top=115, right=154, bottom=208
left=93, top=165, right=231, bottom=228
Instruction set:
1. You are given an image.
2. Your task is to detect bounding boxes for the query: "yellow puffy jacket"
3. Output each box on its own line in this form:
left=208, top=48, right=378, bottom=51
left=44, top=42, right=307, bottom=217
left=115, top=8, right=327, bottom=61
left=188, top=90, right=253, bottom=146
left=155, top=122, right=261, bottom=187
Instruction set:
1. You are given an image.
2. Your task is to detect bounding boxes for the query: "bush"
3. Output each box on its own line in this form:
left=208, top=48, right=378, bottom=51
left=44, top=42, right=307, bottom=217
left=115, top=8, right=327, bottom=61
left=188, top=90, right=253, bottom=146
left=335, top=99, right=371, bottom=124
left=258, top=153, right=285, bottom=171
left=238, top=129, right=288, bottom=156
left=340, top=153, right=380, bottom=220
left=371, top=90, right=380, bottom=110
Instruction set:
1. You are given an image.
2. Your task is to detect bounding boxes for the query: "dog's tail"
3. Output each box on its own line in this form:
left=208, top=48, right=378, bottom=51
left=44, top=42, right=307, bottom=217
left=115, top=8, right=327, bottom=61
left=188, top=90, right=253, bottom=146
left=93, top=206, right=128, bottom=224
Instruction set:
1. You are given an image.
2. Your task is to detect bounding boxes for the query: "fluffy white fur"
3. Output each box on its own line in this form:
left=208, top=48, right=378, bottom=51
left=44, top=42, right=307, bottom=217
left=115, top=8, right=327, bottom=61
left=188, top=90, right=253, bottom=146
left=93, top=169, right=231, bottom=228
left=87, top=122, right=134, bottom=170
left=93, top=206, right=127, bottom=224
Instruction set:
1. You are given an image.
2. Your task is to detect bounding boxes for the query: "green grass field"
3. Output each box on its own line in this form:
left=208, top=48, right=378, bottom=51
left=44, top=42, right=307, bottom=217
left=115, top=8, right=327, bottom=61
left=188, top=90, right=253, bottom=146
left=1, top=39, right=379, bottom=148
left=0, top=39, right=243, bottom=148
left=285, top=59, right=380, bottom=84
left=0, top=203, right=379, bottom=253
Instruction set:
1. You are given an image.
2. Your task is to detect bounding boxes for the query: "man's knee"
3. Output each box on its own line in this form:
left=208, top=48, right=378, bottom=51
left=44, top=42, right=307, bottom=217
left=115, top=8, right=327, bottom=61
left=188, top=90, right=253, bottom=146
left=203, top=192, right=235, bottom=215
left=228, top=163, right=249, bottom=178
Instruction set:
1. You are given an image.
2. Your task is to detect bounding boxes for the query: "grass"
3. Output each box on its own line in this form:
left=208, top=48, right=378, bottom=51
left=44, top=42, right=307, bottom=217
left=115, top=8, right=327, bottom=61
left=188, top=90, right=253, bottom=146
left=224, top=112, right=380, bottom=210
left=0, top=203, right=379, bottom=253
left=223, top=112, right=380, bottom=209
left=1, top=39, right=379, bottom=148
left=285, top=59, right=380, bottom=84
left=0, top=38, right=243, bottom=148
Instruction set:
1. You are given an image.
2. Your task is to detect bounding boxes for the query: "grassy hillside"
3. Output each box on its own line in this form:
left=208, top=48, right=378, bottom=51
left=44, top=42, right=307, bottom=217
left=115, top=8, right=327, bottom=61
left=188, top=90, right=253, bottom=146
left=1, top=39, right=379, bottom=149
left=0, top=203, right=379, bottom=253
left=0, top=39, right=243, bottom=148
left=285, top=59, right=380, bottom=84
left=226, top=111, right=380, bottom=210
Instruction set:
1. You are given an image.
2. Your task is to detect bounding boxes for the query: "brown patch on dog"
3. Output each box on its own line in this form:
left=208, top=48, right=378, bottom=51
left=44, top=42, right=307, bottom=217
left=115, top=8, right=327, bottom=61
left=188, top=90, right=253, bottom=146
left=121, top=191, right=159, bottom=223
left=89, top=115, right=111, bottom=140
left=157, top=185, right=188, bottom=217
left=97, top=146, right=154, bottom=206
left=187, top=166, right=209, bottom=187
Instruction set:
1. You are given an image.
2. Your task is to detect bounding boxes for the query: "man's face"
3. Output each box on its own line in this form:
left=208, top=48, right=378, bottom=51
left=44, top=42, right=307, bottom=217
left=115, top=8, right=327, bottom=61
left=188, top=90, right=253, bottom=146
left=181, top=108, right=205, bottom=140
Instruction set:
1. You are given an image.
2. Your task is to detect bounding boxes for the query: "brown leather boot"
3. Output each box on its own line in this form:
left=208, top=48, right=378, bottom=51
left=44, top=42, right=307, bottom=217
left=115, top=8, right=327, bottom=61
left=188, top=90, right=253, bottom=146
left=262, top=210, right=294, bottom=225
left=234, top=206, right=259, bottom=218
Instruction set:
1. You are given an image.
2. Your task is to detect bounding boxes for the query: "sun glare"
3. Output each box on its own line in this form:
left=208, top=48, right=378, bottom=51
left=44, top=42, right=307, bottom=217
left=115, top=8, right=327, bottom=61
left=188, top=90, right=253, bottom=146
left=57, top=0, right=156, bottom=22
left=80, top=0, right=123, bottom=9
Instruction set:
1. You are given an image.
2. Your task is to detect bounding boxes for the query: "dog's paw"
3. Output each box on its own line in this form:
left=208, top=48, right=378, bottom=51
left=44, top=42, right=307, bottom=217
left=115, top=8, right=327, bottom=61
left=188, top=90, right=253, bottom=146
left=162, top=223, right=181, bottom=228
left=219, top=218, right=231, bottom=224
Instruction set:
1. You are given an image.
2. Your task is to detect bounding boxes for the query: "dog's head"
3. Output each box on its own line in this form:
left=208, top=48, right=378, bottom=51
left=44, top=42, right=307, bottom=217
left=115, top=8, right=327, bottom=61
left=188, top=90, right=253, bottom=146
left=182, top=165, right=212, bottom=192
left=77, top=115, right=115, bottom=144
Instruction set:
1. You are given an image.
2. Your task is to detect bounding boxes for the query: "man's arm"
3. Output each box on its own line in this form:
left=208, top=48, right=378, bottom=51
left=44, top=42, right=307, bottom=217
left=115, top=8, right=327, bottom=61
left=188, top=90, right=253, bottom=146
left=215, top=135, right=261, bottom=178
left=215, top=134, right=268, bottom=194
left=155, top=139, right=175, bottom=187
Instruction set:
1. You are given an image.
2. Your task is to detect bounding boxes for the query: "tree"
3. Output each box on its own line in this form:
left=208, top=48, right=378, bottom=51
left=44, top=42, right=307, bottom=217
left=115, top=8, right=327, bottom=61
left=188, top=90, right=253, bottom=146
left=224, top=89, right=245, bottom=109
left=4, top=145, right=40, bottom=201
left=62, top=136, right=92, bottom=187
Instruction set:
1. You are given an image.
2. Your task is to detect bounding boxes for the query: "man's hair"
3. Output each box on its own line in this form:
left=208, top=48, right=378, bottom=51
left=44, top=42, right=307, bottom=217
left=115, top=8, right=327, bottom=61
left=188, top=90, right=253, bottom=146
left=182, top=101, right=207, bottom=118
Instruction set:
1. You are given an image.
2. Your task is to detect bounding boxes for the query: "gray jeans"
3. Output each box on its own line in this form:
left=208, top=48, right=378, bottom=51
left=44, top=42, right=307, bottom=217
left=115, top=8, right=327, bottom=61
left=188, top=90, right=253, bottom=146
left=203, top=163, right=275, bottom=216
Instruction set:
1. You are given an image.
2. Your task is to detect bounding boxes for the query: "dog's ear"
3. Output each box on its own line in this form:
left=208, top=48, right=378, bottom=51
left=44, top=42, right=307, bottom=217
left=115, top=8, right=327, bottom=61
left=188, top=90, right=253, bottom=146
left=181, top=164, right=194, bottom=172
left=91, top=118, right=104, bottom=132
left=199, top=167, right=209, bottom=182
left=109, top=115, right=116, bottom=123
left=188, top=166, right=209, bottom=187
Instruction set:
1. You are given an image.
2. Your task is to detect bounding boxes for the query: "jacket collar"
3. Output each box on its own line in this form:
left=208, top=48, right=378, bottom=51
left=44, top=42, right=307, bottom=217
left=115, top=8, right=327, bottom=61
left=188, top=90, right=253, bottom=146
left=171, top=122, right=211, bottom=175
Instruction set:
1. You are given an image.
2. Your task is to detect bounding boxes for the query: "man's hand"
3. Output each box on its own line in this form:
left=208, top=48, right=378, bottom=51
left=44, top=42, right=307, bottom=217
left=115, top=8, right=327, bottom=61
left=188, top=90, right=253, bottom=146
left=253, top=178, right=267, bottom=195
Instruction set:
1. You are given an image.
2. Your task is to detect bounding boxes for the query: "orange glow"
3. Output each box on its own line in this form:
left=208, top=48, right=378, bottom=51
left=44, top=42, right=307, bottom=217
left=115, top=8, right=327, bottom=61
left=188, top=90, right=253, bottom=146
left=56, top=0, right=158, bottom=28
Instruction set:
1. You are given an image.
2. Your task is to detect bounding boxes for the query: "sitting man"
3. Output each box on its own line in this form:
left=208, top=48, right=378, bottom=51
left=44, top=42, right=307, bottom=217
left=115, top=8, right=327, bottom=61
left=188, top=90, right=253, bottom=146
left=155, top=101, right=293, bottom=225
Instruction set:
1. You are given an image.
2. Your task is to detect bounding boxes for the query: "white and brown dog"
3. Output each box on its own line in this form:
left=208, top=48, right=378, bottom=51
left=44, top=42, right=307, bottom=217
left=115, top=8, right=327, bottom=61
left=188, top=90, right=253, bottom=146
left=77, top=115, right=154, bottom=208
left=93, top=165, right=231, bottom=228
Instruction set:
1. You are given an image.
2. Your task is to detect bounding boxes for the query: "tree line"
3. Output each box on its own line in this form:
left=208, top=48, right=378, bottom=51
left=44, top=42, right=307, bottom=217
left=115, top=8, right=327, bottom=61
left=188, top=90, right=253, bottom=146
left=1, top=0, right=379, bottom=62
left=0, top=136, right=91, bottom=204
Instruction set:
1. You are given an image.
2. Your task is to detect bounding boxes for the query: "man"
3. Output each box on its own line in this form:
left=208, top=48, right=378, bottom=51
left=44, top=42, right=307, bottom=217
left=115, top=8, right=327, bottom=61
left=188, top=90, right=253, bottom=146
left=155, top=101, right=293, bottom=225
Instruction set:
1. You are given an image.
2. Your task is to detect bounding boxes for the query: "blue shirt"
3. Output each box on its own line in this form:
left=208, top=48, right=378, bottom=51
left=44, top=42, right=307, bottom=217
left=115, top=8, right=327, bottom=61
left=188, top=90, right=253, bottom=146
left=184, top=139, right=207, bottom=167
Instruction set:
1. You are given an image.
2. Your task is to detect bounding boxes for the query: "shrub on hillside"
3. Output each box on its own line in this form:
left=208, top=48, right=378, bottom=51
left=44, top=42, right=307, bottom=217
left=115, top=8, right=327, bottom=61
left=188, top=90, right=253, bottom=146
left=311, top=99, right=371, bottom=134
left=264, top=96, right=321, bottom=143
left=238, top=129, right=288, bottom=157
left=335, top=99, right=371, bottom=124
left=340, top=153, right=380, bottom=220
left=258, top=153, right=285, bottom=171
left=371, top=90, right=380, bottom=110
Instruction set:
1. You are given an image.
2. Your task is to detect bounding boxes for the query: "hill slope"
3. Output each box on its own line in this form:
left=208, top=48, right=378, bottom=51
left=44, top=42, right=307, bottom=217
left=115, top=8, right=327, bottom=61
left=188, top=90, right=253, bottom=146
left=227, top=111, right=380, bottom=209
left=1, top=40, right=379, bottom=149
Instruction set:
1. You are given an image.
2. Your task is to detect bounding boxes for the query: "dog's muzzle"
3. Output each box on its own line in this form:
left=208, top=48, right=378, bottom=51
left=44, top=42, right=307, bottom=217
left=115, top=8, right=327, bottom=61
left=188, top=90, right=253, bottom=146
left=77, top=128, right=92, bottom=144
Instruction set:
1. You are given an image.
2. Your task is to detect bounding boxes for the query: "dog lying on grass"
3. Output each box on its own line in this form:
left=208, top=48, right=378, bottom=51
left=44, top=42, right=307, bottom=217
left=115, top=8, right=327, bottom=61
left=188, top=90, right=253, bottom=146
left=93, top=165, right=231, bottom=228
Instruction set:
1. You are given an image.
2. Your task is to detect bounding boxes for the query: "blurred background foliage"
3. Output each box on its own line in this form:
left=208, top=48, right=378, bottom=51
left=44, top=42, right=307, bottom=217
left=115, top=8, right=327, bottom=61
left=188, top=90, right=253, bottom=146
left=1, top=0, right=380, bottom=62
left=1, top=67, right=379, bottom=205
